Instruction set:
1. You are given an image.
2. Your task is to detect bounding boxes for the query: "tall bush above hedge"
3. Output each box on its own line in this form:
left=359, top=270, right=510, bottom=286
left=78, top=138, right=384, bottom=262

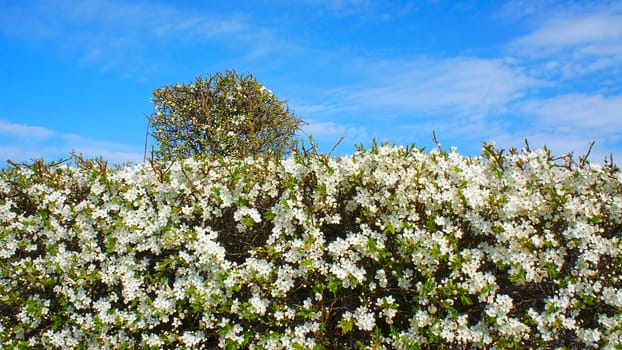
left=0, top=144, right=621, bottom=349
left=149, top=70, right=305, bottom=160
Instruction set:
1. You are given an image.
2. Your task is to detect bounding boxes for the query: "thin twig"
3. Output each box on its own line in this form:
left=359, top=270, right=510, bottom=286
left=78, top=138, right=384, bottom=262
left=328, top=136, right=344, bottom=157
left=579, top=141, right=595, bottom=168
left=143, top=117, right=151, bottom=163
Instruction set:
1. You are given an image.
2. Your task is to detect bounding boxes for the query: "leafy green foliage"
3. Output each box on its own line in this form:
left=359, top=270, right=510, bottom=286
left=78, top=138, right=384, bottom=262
left=149, top=70, right=305, bottom=160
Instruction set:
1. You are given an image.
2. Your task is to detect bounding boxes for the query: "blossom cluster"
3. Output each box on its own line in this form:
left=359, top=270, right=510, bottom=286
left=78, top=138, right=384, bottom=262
left=0, top=144, right=621, bottom=349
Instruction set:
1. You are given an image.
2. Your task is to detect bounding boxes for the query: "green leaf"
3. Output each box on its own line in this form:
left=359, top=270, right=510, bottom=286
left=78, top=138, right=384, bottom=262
left=422, top=278, right=436, bottom=296
left=337, top=318, right=354, bottom=335
left=263, top=209, right=276, bottom=221
left=328, top=279, right=342, bottom=294
left=461, top=295, right=473, bottom=306
left=241, top=216, right=254, bottom=228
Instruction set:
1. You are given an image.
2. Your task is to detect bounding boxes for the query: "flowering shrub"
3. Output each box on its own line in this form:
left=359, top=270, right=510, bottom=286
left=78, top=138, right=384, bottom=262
left=149, top=70, right=304, bottom=160
left=0, top=144, right=621, bottom=349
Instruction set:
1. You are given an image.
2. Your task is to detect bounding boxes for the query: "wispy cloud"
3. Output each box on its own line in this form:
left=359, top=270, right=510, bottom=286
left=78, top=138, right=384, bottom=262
left=507, top=4, right=622, bottom=82
left=513, top=15, right=622, bottom=49
left=299, top=3, right=622, bottom=159
left=311, top=56, right=540, bottom=120
left=495, top=92, right=621, bottom=162
left=302, top=119, right=368, bottom=145
left=287, top=55, right=546, bottom=155
left=0, top=0, right=289, bottom=78
left=517, top=93, right=622, bottom=132
left=0, top=119, right=55, bottom=139
left=299, top=0, right=371, bottom=11
left=0, top=119, right=143, bottom=164
left=491, top=2, right=622, bottom=160
left=293, top=0, right=413, bottom=20
left=0, top=146, right=25, bottom=161
left=284, top=1, right=620, bottom=161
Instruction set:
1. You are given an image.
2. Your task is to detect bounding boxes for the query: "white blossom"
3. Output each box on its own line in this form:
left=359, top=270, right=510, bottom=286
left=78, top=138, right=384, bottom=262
left=1, top=144, right=620, bottom=348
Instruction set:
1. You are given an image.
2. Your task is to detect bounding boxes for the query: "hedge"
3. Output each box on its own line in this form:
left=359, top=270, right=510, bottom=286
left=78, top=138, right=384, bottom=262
left=0, top=143, right=621, bottom=349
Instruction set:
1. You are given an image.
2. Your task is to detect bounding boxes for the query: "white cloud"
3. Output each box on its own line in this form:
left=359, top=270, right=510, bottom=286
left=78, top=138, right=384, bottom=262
left=300, top=120, right=368, bottom=153
left=517, top=93, right=622, bottom=132
left=323, top=56, right=539, bottom=120
left=303, top=120, right=367, bottom=139
left=0, top=119, right=55, bottom=139
left=59, top=133, right=145, bottom=164
left=489, top=2, right=622, bottom=162
left=508, top=9, right=622, bottom=80
left=287, top=56, right=544, bottom=155
left=290, top=97, right=358, bottom=118
left=300, top=49, right=621, bottom=161
left=304, top=0, right=371, bottom=10
left=0, top=120, right=143, bottom=164
left=480, top=92, right=622, bottom=163
left=0, top=0, right=289, bottom=78
left=513, top=15, right=622, bottom=48
left=0, top=0, right=248, bottom=42
left=292, top=0, right=411, bottom=20
left=0, top=146, right=25, bottom=161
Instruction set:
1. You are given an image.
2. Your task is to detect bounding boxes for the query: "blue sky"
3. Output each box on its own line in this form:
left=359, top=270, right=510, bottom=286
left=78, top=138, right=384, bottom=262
left=1, top=0, right=621, bottom=165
